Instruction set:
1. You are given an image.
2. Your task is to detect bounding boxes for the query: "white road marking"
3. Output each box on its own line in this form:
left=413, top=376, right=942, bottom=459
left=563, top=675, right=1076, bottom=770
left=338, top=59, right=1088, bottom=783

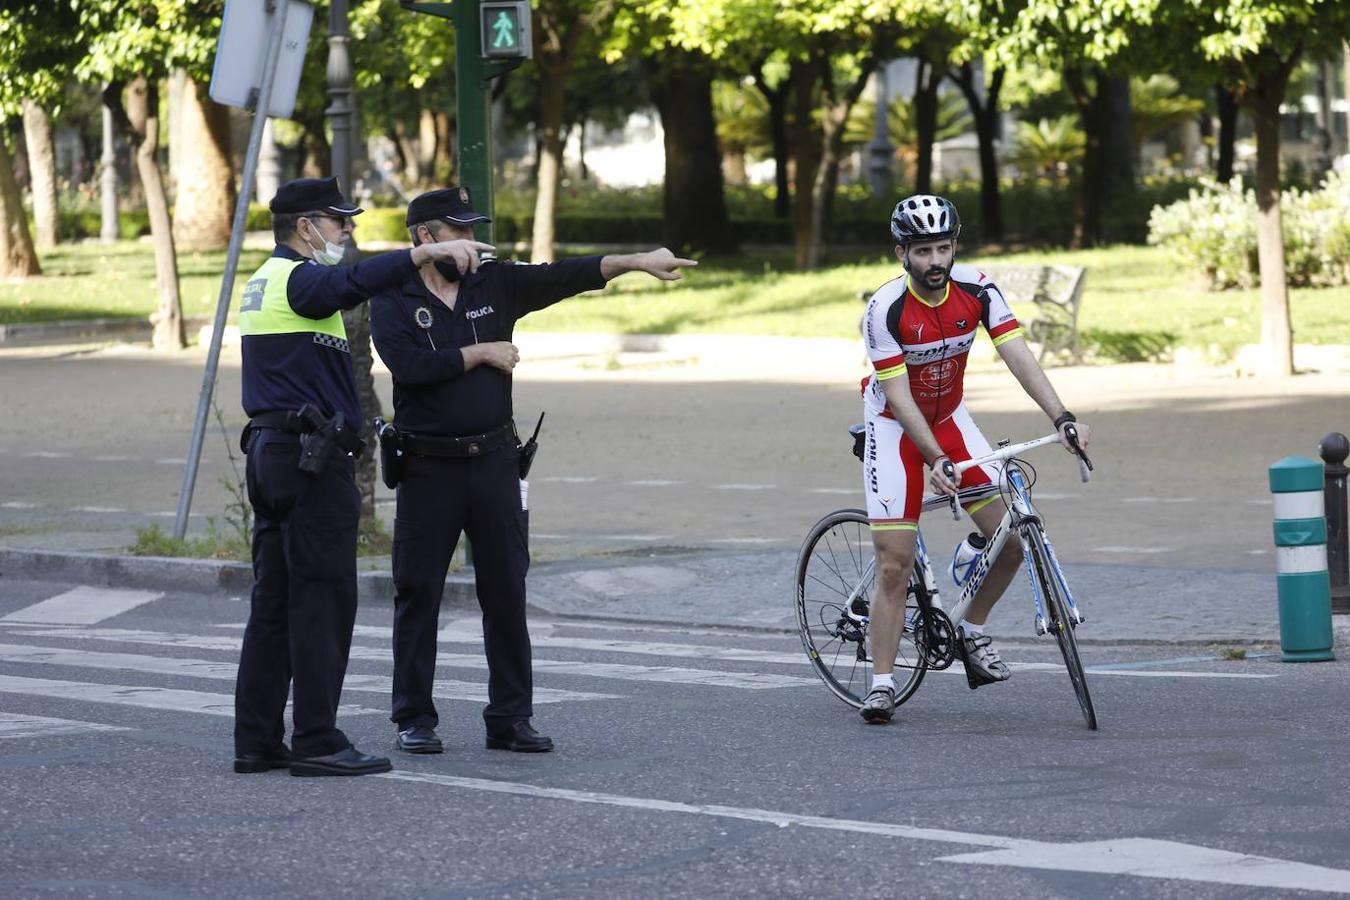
left=379, top=774, right=1350, bottom=893
left=1163, top=497, right=1197, bottom=503
left=806, top=488, right=856, bottom=495
left=1121, top=497, right=1158, bottom=503
left=1, top=501, right=39, bottom=509
left=22, top=451, right=71, bottom=459
left=3, top=628, right=814, bottom=690
left=1246, top=498, right=1274, bottom=506
left=0, top=712, right=130, bottom=740
left=1247, top=549, right=1271, bottom=555
left=1, top=586, right=163, bottom=625
left=595, top=534, right=671, bottom=542
left=154, top=458, right=187, bottom=465
left=624, top=480, right=683, bottom=487
left=67, top=506, right=126, bottom=514
left=1092, top=546, right=1173, bottom=554
left=541, top=476, right=597, bottom=483
left=0, top=674, right=381, bottom=717
left=707, top=537, right=780, bottom=545
left=89, top=455, right=132, bottom=462
left=714, top=483, right=776, bottom=491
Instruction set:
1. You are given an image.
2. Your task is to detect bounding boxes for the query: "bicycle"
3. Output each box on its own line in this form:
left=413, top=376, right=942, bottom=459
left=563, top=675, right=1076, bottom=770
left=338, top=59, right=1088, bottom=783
left=795, top=425, right=1098, bottom=729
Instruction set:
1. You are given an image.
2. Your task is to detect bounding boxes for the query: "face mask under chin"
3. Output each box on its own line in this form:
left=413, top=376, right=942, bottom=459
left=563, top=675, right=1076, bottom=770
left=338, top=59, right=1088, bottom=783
left=304, top=226, right=345, bottom=266
left=433, top=260, right=463, bottom=283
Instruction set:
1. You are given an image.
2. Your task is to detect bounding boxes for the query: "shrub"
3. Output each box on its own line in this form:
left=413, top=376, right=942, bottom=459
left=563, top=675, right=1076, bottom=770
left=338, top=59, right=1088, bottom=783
left=1148, top=175, right=1350, bottom=290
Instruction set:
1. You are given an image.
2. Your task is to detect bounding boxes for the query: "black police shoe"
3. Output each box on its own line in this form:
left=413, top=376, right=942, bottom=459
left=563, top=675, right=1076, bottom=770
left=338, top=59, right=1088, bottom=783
left=396, top=726, right=444, bottom=754
left=485, top=721, right=554, bottom=753
left=289, top=746, right=393, bottom=777
left=233, top=744, right=291, bottom=774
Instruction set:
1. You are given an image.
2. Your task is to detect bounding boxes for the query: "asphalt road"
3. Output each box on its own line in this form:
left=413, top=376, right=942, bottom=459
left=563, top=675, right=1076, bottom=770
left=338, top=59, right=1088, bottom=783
left=2, top=579, right=1349, bottom=898
left=1, top=341, right=1345, bottom=573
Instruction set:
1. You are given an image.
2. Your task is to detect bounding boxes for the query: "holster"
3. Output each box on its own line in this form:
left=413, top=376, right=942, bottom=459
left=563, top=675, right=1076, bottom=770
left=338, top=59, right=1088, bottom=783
left=373, top=417, right=404, bottom=489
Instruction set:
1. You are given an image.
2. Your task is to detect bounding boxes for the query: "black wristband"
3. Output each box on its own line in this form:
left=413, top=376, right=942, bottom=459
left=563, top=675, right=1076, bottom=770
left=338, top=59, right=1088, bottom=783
left=1053, top=411, right=1077, bottom=431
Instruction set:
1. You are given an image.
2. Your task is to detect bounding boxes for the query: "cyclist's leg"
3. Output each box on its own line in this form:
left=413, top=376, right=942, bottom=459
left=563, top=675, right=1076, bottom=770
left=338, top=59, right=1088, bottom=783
left=936, top=404, right=1022, bottom=626
left=862, top=411, right=924, bottom=681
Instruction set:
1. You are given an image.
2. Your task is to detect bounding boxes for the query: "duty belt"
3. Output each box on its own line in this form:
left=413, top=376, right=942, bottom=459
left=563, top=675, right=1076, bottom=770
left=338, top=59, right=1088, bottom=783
left=401, top=422, right=514, bottom=458
left=248, top=409, right=365, bottom=455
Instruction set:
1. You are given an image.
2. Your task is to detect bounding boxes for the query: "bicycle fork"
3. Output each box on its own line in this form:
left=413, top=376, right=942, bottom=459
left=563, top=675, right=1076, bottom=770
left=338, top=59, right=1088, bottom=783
left=1019, top=526, right=1086, bottom=635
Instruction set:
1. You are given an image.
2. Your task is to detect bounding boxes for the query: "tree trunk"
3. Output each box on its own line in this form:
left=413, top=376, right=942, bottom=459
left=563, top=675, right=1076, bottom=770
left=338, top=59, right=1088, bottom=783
left=913, top=58, right=943, bottom=194
left=416, top=108, right=437, bottom=185
left=172, top=74, right=235, bottom=252
left=752, top=69, right=791, bottom=218
left=650, top=51, right=736, bottom=255
left=1250, top=79, right=1294, bottom=376
left=1215, top=84, right=1238, bottom=183
left=1067, top=71, right=1134, bottom=248
left=952, top=62, right=1005, bottom=243
left=433, top=110, right=454, bottom=183
left=119, top=77, right=185, bottom=350
left=0, top=130, right=41, bottom=277
left=21, top=101, right=59, bottom=249
left=100, top=101, right=120, bottom=243
left=531, top=61, right=566, bottom=263
left=808, top=54, right=877, bottom=268
left=789, top=60, right=820, bottom=268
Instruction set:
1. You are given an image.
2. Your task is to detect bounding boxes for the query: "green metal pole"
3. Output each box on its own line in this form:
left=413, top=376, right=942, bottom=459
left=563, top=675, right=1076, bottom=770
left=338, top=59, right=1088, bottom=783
left=451, top=0, right=495, bottom=245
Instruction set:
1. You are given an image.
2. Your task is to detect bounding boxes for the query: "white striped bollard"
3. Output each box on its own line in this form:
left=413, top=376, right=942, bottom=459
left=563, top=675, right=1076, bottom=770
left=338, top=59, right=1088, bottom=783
left=1269, top=455, right=1335, bottom=662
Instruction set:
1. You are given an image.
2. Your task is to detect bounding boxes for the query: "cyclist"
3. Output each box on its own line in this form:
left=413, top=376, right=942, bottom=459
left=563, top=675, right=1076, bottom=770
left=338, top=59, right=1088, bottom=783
left=857, top=194, right=1092, bottom=724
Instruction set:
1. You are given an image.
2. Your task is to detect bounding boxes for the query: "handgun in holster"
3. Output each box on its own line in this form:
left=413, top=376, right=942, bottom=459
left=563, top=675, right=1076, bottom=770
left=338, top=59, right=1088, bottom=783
left=517, top=412, right=545, bottom=480
left=373, top=416, right=405, bottom=489
left=296, top=404, right=361, bottom=474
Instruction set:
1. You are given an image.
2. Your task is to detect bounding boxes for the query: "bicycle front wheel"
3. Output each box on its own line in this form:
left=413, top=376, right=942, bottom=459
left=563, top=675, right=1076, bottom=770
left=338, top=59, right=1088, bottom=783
left=795, top=509, right=927, bottom=709
left=1024, top=526, right=1098, bottom=730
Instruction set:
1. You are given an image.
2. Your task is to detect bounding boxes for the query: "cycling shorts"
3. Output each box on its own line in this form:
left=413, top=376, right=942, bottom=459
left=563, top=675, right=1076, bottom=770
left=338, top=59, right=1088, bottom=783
left=862, top=401, right=1002, bottom=531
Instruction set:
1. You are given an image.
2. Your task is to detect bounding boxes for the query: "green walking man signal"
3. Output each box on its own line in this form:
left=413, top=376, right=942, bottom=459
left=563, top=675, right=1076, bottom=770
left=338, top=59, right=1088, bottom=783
left=480, top=1, right=532, bottom=60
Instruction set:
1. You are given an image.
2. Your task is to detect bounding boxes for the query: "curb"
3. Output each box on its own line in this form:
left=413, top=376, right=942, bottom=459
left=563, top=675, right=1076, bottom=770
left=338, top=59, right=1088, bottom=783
left=0, top=547, right=477, bottom=609
left=0, top=316, right=213, bottom=347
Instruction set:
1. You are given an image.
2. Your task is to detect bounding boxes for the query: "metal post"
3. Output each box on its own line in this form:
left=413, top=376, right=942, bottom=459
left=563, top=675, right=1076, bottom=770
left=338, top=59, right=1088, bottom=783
left=453, top=0, right=494, bottom=243
left=326, top=0, right=354, bottom=193
left=1269, top=455, right=1335, bottom=661
left=173, top=0, right=292, bottom=541
left=1320, top=432, right=1349, bottom=613
left=867, top=64, right=893, bottom=199
left=100, top=100, right=119, bottom=243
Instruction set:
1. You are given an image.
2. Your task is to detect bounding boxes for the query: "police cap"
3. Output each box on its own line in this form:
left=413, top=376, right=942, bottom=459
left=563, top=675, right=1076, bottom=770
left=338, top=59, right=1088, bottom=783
left=269, top=176, right=365, bottom=216
left=406, top=186, right=491, bottom=227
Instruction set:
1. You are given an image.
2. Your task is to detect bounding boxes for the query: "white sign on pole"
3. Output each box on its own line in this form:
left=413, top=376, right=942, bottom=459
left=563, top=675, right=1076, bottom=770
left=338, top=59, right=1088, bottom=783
left=209, top=0, right=314, bottom=118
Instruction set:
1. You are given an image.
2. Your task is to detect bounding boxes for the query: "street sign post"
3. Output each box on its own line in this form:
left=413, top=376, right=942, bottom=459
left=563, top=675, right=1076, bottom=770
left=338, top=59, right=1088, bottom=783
left=175, top=0, right=314, bottom=541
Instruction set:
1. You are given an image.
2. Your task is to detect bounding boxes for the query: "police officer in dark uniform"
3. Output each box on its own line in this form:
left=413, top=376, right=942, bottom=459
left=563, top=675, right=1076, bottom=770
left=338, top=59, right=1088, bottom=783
left=233, top=176, right=492, bottom=777
left=370, top=186, right=696, bottom=755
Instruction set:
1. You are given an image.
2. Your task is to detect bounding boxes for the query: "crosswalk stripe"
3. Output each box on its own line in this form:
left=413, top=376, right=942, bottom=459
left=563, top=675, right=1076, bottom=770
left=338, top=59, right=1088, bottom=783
left=2, top=627, right=815, bottom=690
left=1, top=586, right=163, bottom=625
left=0, top=674, right=382, bottom=717
left=0, top=712, right=130, bottom=740
left=0, top=644, right=618, bottom=705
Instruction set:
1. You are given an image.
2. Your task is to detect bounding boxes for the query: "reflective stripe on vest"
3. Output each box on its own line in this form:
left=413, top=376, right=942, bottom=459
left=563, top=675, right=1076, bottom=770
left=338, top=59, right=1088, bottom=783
left=238, top=256, right=347, bottom=341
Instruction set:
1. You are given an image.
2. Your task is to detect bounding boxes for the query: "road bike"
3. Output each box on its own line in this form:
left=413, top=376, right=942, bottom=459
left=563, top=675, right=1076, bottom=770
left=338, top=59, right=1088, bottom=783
left=795, top=426, right=1098, bottom=729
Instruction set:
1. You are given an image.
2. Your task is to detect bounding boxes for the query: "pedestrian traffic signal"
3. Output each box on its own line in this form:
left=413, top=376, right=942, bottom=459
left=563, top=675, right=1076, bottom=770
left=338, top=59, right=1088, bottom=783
left=480, top=1, right=532, bottom=60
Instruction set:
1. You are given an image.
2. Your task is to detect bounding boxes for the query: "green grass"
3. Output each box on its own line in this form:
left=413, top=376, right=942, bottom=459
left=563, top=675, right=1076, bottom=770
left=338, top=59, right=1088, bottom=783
left=4, top=240, right=1348, bottom=362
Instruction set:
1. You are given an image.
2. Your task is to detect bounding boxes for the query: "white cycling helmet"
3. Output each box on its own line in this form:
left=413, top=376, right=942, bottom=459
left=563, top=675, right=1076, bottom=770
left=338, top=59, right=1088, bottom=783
left=890, top=194, right=961, bottom=245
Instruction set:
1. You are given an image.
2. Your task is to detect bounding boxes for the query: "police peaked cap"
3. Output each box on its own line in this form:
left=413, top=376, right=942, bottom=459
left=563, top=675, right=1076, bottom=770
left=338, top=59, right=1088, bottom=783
left=269, top=177, right=365, bottom=216
left=406, top=186, right=492, bottom=227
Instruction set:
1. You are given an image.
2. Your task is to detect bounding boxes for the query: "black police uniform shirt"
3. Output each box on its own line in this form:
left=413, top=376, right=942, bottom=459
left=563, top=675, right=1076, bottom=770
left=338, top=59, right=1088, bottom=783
left=370, top=256, right=606, bottom=437
left=242, top=244, right=416, bottom=427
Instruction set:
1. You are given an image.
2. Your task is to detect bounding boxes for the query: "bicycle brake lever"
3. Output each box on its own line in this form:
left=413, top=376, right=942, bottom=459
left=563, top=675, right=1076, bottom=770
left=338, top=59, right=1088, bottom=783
left=1064, top=423, right=1094, bottom=482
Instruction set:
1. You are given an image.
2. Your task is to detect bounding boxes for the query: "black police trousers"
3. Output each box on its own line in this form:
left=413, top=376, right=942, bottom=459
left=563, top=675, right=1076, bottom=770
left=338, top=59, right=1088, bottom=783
left=391, top=446, right=532, bottom=730
left=234, top=428, right=360, bottom=759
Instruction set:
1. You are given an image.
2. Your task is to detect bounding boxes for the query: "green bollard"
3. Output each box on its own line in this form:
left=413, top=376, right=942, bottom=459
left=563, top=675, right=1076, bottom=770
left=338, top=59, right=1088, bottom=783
left=1269, top=456, right=1335, bottom=662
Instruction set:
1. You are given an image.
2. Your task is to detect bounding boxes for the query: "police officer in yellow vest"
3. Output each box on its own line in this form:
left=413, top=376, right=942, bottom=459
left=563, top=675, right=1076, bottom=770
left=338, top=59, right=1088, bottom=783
left=233, top=177, right=492, bottom=777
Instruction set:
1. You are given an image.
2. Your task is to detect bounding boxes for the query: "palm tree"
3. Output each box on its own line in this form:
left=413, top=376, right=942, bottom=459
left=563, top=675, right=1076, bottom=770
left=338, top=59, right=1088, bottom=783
left=713, top=79, right=772, bottom=185
left=1130, top=74, right=1204, bottom=168
left=1006, top=115, right=1086, bottom=179
left=843, top=92, right=972, bottom=185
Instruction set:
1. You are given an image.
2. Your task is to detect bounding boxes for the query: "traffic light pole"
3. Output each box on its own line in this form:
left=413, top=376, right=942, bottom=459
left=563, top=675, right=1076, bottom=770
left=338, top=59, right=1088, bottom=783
left=400, top=1, right=525, bottom=244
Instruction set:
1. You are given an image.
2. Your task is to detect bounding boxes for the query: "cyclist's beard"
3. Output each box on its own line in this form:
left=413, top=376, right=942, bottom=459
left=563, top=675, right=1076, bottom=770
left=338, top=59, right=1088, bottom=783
left=903, top=255, right=953, bottom=290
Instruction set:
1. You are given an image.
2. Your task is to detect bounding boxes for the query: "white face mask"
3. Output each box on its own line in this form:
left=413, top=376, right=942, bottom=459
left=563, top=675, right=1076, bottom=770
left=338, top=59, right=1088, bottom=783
left=303, top=221, right=345, bottom=266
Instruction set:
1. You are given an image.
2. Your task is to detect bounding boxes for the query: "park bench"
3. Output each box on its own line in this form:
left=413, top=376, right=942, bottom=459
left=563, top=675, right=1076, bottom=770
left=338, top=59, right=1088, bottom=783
left=858, top=263, right=1086, bottom=366
left=978, top=264, right=1087, bottom=366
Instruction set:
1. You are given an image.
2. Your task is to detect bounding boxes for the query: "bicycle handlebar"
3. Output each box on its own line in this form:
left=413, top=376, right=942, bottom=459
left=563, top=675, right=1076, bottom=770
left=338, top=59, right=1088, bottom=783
left=942, top=431, right=1094, bottom=520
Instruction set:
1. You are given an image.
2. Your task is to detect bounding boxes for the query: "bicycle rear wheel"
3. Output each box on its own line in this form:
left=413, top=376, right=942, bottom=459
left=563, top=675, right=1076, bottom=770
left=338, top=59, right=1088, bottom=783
left=795, top=509, right=928, bottom=709
left=1024, top=526, right=1097, bottom=730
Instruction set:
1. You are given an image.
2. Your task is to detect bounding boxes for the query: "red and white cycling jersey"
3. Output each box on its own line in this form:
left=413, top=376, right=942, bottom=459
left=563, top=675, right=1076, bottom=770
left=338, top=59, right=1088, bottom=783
left=862, top=264, right=1023, bottom=424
